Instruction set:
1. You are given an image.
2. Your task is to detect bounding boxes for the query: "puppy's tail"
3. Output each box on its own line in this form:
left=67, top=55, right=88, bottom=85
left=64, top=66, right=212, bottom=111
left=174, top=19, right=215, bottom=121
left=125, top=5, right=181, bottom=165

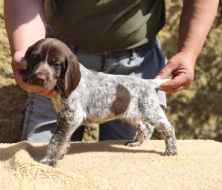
left=149, top=79, right=170, bottom=89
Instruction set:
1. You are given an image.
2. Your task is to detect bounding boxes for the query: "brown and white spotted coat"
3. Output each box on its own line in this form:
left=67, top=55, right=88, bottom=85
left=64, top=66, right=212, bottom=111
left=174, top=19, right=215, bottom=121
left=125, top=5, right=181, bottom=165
left=23, top=38, right=177, bottom=167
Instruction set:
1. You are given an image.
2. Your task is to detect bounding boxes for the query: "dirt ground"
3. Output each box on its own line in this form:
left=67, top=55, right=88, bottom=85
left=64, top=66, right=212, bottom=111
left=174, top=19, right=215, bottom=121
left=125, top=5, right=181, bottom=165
left=0, top=0, right=221, bottom=142
left=1, top=140, right=222, bottom=190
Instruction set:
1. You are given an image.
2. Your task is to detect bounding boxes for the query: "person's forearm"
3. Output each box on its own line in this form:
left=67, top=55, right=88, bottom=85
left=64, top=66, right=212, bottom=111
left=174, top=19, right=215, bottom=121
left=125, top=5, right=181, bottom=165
left=4, top=0, right=46, bottom=54
left=178, top=0, right=219, bottom=59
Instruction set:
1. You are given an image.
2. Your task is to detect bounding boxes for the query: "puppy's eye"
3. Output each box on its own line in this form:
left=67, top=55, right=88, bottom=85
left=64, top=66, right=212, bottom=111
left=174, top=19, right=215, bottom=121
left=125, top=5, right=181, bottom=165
left=30, top=54, right=41, bottom=64
left=53, top=61, right=61, bottom=68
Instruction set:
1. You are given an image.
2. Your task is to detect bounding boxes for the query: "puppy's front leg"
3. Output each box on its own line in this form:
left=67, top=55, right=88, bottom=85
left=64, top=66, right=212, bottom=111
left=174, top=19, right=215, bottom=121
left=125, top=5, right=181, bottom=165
left=40, top=115, right=82, bottom=167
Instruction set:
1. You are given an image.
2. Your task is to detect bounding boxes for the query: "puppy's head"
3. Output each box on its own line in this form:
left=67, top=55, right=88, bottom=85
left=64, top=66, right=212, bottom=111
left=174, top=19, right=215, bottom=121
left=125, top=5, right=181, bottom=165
left=23, top=38, right=81, bottom=96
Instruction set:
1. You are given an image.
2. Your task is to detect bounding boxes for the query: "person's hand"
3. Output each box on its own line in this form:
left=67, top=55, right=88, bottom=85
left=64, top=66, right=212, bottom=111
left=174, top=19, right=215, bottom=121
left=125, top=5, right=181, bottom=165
left=12, top=51, right=55, bottom=98
left=155, top=51, right=196, bottom=93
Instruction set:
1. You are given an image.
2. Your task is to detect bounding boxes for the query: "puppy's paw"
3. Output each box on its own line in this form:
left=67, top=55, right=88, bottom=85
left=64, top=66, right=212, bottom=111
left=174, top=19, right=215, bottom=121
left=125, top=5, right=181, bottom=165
left=125, top=140, right=142, bottom=147
left=40, top=157, right=58, bottom=167
left=164, top=149, right=177, bottom=156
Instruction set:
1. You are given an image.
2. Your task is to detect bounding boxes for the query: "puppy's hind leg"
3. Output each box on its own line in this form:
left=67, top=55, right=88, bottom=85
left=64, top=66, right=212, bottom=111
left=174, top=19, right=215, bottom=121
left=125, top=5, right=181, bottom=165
left=146, top=123, right=155, bottom=140
left=125, top=121, right=149, bottom=147
left=144, top=107, right=177, bottom=156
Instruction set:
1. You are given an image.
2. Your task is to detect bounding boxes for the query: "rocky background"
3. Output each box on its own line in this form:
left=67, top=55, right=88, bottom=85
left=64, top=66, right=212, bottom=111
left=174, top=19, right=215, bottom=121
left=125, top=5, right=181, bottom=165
left=0, top=0, right=221, bottom=143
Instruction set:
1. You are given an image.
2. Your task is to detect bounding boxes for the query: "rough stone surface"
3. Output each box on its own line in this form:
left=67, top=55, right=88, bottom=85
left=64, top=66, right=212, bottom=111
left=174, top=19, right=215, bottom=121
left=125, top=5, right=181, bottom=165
left=0, top=140, right=222, bottom=190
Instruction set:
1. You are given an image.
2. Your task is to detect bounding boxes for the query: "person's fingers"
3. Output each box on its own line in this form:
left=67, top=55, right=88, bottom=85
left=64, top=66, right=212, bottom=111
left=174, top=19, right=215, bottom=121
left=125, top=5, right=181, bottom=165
left=12, top=51, right=27, bottom=70
left=47, top=90, right=56, bottom=97
left=159, top=73, right=192, bottom=93
left=37, top=89, right=56, bottom=98
left=155, top=61, right=178, bottom=79
left=12, top=64, right=28, bottom=87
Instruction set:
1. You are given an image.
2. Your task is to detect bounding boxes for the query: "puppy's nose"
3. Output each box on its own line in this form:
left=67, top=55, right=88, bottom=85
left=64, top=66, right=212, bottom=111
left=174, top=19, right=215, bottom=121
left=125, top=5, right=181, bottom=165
left=34, top=74, right=46, bottom=86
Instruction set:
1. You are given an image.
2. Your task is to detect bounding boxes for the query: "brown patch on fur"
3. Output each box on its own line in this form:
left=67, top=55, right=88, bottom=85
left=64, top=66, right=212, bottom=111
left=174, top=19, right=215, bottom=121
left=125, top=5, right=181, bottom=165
left=111, top=84, right=130, bottom=115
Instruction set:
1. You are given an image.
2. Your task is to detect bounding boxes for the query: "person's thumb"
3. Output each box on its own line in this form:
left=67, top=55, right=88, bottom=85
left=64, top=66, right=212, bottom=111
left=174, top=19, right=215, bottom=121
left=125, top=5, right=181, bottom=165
left=155, top=61, right=176, bottom=79
left=13, top=51, right=27, bottom=70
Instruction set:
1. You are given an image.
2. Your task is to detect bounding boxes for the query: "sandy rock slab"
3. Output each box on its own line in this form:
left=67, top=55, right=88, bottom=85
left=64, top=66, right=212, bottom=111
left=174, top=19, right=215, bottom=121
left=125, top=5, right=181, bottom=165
left=0, top=140, right=222, bottom=190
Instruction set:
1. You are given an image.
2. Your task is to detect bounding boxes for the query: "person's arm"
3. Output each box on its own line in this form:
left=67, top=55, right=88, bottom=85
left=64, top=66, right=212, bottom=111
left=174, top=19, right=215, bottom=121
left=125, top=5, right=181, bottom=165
left=156, top=0, right=219, bottom=93
left=4, top=0, right=54, bottom=97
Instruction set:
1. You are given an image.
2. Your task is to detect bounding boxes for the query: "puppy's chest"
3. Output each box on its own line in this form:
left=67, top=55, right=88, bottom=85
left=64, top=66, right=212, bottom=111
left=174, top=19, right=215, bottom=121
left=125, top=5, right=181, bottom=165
left=51, top=93, right=63, bottom=114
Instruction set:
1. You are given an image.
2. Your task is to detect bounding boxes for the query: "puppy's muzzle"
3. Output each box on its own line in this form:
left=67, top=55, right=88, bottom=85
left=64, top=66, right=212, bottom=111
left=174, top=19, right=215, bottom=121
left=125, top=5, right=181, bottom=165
left=29, top=73, right=47, bottom=87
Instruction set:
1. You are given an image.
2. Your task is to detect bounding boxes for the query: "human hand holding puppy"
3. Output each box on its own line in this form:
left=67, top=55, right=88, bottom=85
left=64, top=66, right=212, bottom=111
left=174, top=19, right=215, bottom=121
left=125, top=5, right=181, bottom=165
left=12, top=51, right=55, bottom=98
left=4, top=0, right=55, bottom=98
left=156, top=51, right=196, bottom=93
left=156, top=0, right=219, bottom=93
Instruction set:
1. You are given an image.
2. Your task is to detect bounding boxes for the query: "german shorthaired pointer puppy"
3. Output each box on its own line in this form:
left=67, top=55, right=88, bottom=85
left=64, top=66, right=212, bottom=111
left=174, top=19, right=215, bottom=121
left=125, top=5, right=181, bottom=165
left=23, top=38, right=177, bottom=167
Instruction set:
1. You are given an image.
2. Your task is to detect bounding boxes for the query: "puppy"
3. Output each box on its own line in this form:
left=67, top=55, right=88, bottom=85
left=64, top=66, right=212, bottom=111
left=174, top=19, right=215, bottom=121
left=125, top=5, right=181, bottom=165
left=23, top=38, right=177, bottom=167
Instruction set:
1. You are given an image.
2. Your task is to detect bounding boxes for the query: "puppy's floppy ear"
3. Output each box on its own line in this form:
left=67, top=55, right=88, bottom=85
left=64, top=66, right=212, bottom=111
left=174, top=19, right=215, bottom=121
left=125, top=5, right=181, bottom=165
left=22, top=44, right=38, bottom=78
left=24, top=44, right=35, bottom=60
left=25, top=39, right=45, bottom=60
left=64, top=54, right=81, bottom=96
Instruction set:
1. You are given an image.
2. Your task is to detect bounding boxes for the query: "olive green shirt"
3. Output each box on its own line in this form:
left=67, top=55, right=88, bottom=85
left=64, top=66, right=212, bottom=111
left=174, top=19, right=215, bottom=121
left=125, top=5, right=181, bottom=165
left=45, top=0, right=165, bottom=52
